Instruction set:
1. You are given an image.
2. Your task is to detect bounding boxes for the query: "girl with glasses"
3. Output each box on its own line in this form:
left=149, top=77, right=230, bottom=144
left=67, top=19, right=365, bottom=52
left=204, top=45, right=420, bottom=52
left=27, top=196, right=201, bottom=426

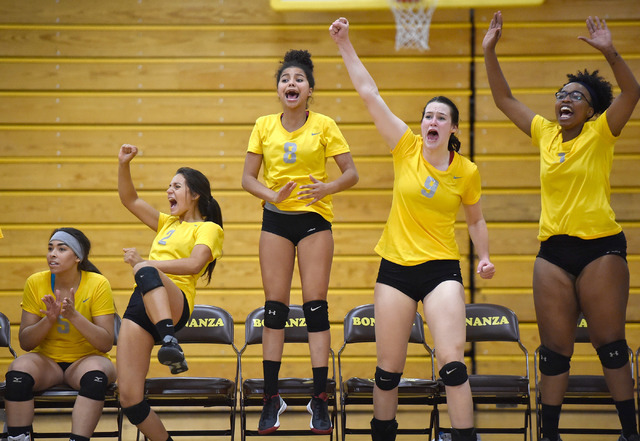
left=483, top=12, right=640, bottom=441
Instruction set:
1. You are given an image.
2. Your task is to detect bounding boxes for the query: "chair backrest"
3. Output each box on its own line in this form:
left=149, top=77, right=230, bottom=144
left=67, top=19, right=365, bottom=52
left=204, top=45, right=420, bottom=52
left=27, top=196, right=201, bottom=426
left=575, top=314, right=590, bottom=343
left=244, top=304, right=308, bottom=346
left=342, top=303, right=425, bottom=344
left=176, top=304, right=235, bottom=345
left=0, top=311, right=17, bottom=358
left=465, top=303, right=521, bottom=343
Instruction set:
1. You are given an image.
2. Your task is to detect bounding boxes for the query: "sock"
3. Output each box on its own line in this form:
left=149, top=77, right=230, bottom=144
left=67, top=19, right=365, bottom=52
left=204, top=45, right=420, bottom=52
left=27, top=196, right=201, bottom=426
left=615, top=398, right=638, bottom=437
left=312, top=366, right=328, bottom=396
left=371, top=417, right=397, bottom=432
left=155, top=318, right=175, bottom=341
left=451, top=427, right=477, bottom=441
left=69, top=434, right=90, bottom=441
left=263, top=360, right=281, bottom=397
left=7, top=427, right=31, bottom=438
left=541, top=403, right=562, bottom=441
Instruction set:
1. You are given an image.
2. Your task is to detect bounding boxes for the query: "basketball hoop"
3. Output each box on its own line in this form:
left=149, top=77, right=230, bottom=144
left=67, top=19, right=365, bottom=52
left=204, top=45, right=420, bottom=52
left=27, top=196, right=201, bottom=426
left=389, top=0, right=438, bottom=51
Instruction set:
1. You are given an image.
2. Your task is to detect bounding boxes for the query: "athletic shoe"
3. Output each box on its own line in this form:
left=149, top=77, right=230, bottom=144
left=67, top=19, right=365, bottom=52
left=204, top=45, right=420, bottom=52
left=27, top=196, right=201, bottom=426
left=307, top=392, right=333, bottom=434
left=8, top=434, right=31, bottom=441
left=157, top=335, right=188, bottom=374
left=619, top=434, right=640, bottom=441
left=258, top=394, right=287, bottom=435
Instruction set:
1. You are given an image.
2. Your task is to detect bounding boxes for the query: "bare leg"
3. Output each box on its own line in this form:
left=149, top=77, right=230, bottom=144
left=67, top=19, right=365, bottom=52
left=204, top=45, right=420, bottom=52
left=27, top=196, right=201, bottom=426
left=117, top=319, right=169, bottom=441
left=423, top=281, right=473, bottom=429
left=65, top=355, right=117, bottom=437
left=372, top=283, right=416, bottom=420
left=533, top=257, right=579, bottom=405
left=259, top=231, right=296, bottom=363
left=577, top=255, right=632, bottom=400
left=298, top=230, right=333, bottom=368
left=5, top=353, right=63, bottom=428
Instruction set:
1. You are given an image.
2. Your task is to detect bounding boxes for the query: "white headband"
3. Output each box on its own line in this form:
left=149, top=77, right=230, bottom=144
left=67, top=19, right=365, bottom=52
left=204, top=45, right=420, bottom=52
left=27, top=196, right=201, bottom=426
left=49, top=231, right=84, bottom=261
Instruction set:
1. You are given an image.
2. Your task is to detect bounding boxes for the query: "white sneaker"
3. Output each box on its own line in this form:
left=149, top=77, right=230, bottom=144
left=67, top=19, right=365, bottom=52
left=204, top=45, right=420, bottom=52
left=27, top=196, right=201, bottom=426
left=8, top=434, right=31, bottom=441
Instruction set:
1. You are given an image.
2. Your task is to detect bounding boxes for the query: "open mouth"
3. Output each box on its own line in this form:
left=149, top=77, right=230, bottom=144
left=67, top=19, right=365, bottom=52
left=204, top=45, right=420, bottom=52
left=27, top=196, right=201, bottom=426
left=285, top=90, right=299, bottom=101
left=169, top=198, right=177, bottom=210
left=426, top=128, right=439, bottom=142
left=559, top=106, right=573, bottom=119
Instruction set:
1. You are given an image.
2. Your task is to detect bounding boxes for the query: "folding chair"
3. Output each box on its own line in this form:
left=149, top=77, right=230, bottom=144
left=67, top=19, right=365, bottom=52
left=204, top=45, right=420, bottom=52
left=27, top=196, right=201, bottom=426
left=239, top=305, right=337, bottom=441
left=535, top=314, right=634, bottom=438
left=0, top=312, right=123, bottom=440
left=337, top=303, right=439, bottom=441
left=141, top=304, right=239, bottom=440
left=437, top=303, right=531, bottom=440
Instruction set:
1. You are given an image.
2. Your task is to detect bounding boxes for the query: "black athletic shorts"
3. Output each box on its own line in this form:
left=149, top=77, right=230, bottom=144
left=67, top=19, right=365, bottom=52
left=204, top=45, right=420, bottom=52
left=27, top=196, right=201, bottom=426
left=261, top=207, right=332, bottom=246
left=123, top=286, right=190, bottom=343
left=537, top=231, right=627, bottom=278
left=376, top=258, right=463, bottom=303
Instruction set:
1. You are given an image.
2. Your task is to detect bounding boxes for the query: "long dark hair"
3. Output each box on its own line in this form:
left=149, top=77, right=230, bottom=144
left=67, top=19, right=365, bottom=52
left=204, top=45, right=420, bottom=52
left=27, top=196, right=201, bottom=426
left=50, top=227, right=101, bottom=274
left=176, top=167, right=223, bottom=284
left=422, top=96, right=461, bottom=152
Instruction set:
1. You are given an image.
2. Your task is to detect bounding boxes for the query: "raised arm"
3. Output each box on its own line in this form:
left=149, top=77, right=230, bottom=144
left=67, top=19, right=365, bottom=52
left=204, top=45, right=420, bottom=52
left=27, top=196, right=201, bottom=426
left=330, top=18, right=408, bottom=149
left=118, top=144, right=160, bottom=230
left=482, top=11, right=536, bottom=136
left=578, top=16, right=640, bottom=136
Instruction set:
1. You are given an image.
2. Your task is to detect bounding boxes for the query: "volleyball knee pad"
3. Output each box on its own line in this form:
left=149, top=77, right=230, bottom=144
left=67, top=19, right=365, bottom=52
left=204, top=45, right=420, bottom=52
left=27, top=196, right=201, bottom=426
left=303, top=300, right=330, bottom=332
left=123, top=400, right=151, bottom=426
left=538, top=345, right=571, bottom=376
left=134, top=266, right=163, bottom=295
left=78, top=370, right=109, bottom=401
left=597, top=339, right=629, bottom=369
left=264, top=301, right=289, bottom=329
left=5, top=371, right=35, bottom=401
left=375, top=366, right=402, bottom=391
left=439, top=361, right=468, bottom=386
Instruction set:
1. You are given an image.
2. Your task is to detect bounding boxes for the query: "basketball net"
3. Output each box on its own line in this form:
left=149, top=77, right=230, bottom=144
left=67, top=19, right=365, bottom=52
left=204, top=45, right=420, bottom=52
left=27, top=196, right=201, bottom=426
left=389, top=0, right=438, bottom=51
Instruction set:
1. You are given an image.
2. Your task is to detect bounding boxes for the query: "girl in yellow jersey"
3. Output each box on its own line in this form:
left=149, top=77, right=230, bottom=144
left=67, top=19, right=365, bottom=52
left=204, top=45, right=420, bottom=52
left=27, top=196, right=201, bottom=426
left=331, top=18, right=495, bottom=441
left=484, top=13, right=640, bottom=441
left=4, top=228, right=116, bottom=441
left=242, top=49, right=358, bottom=435
left=116, top=144, right=224, bottom=441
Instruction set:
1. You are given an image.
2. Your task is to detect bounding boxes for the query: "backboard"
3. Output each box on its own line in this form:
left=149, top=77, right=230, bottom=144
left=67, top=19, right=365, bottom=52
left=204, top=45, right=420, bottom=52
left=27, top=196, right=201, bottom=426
left=270, top=0, right=544, bottom=11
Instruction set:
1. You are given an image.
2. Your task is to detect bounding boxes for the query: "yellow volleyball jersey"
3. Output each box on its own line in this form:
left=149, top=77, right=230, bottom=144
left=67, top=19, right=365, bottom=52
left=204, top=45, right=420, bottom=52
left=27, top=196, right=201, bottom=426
left=375, top=129, right=481, bottom=266
left=531, top=112, right=621, bottom=241
left=247, top=111, right=351, bottom=222
left=149, top=213, right=224, bottom=313
left=21, top=270, right=115, bottom=363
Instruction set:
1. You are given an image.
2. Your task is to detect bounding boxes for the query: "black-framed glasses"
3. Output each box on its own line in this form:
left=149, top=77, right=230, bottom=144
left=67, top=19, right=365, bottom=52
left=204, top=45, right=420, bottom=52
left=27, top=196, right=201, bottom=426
left=555, top=90, right=592, bottom=106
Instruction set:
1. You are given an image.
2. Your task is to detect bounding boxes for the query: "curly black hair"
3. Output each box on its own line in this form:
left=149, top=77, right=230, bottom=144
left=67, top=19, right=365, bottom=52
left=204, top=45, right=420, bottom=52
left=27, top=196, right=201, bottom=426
left=563, top=69, right=613, bottom=116
left=275, top=49, right=315, bottom=89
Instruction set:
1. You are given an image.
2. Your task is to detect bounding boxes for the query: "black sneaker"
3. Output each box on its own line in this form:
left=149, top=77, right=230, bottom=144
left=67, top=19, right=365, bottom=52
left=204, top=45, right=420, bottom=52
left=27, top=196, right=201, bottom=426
left=307, top=392, right=333, bottom=434
left=157, top=335, right=188, bottom=374
left=258, top=394, right=287, bottom=435
left=619, top=434, right=640, bottom=441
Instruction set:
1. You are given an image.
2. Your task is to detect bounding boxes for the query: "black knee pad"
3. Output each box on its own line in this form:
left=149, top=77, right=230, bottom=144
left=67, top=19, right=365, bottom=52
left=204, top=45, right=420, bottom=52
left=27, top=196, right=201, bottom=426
left=78, top=370, right=109, bottom=401
left=538, top=345, right=571, bottom=376
left=123, top=400, right=151, bottom=426
left=134, top=266, right=164, bottom=295
left=264, top=301, right=289, bottom=330
left=439, top=361, right=468, bottom=386
left=303, top=300, right=330, bottom=332
left=374, top=366, right=402, bottom=391
left=5, top=371, right=35, bottom=402
left=597, top=339, right=629, bottom=369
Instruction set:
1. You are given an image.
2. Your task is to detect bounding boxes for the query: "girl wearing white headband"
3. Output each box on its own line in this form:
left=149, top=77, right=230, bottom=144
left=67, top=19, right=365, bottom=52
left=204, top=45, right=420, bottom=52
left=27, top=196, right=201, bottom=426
left=4, top=227, right=116, bottom=441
